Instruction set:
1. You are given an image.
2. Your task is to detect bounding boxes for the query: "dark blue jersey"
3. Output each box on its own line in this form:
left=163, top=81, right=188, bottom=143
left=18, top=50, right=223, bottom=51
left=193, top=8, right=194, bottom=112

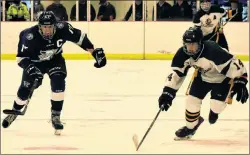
left=17, top=22, right=91, bottom=67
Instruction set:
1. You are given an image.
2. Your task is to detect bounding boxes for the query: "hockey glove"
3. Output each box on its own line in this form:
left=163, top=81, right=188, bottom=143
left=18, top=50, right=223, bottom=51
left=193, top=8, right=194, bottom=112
left=92, top=48, right=106, bottom=68
left=231, top=76, right=249, bottom=104
left=25, top=64, right=43, bottom=88
left=158, top=87, right=177, bottom=111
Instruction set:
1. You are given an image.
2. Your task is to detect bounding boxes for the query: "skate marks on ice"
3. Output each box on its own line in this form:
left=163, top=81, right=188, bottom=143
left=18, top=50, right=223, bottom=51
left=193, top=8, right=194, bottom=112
left=1, top=120, right=249, bottom=154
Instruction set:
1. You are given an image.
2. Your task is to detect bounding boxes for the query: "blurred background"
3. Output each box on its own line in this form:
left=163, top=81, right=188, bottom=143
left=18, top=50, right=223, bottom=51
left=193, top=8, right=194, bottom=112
left=1, top=0, right=248, bottom=22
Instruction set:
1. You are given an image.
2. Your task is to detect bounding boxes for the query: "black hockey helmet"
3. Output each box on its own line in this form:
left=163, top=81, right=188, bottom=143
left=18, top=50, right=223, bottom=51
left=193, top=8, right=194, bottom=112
left=99, top=0, right=107, bottom=4
left=200, top=0, right=211, bottom=12
left=183, top=27, right=203, bottom=56
left=38, top=11, right=57, bottom=40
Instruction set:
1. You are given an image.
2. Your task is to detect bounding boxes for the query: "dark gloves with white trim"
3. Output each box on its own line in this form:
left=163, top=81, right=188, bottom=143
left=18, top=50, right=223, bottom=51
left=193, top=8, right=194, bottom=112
left=158, top=87, right=177, bottom=111
left=24, top=64, right=43, bottom=88
left=92, top=48, right=106, bottom=68
left=231, top=76, right=249, bottom=104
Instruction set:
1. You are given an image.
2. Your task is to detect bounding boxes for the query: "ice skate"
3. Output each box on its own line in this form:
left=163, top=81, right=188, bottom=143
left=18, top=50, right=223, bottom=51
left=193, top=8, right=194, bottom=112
left=2, top=113, right=19, bottom=128
left=174, top=116, right=204, bottom=140
left=51, top=110, right=64, bottom=135
left=209, top=109, right=218, bottom=124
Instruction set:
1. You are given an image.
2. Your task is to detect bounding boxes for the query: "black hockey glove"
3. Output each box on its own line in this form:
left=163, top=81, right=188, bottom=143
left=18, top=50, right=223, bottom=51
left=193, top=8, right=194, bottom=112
left=25, top=64, right=43, bottom=88
left=92, top=48, right=106, bottom=68
left=158, top=87, right=177, bottom=111
left=231, top=76, right=249, bottom=104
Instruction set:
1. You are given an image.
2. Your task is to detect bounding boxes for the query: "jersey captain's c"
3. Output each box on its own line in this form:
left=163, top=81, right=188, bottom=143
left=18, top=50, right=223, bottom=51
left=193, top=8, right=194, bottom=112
left=165, top=41, right=247, bottom=90
left=17, top=22, right=90, bottom=62
left=193, top=5, right=226, bottom=36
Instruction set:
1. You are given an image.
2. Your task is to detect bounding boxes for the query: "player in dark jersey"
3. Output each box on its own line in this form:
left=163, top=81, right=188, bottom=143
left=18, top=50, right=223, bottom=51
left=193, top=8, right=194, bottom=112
left=2, top=11, right=107, bottom=135
left=158, top=27, right=248, bottom=140
left=193, top=0, right=228, bottom=50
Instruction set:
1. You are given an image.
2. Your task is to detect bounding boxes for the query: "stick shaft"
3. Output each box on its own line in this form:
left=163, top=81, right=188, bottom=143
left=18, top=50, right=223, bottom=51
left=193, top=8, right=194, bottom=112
left=136, top=106, right=163, bottom=151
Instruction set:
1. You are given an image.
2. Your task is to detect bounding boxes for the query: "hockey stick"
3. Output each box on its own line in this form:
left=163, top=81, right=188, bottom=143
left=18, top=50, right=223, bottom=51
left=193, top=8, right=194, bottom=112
left=3, top=79, right=38, bottom=116
left=208, top=10, right=239, bottom=40
left=133, top=105, right=164, bottom=151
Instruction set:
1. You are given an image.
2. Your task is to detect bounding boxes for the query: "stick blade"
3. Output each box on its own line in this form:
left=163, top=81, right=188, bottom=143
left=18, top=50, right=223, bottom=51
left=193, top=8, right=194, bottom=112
left=3, top=109, right=23, bottom=115
left=132, top=134, right=139, bottom=151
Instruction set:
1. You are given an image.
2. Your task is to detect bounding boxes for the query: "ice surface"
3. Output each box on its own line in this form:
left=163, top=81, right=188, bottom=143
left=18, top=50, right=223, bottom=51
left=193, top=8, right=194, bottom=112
left=1, top=60, right=249, bottom=154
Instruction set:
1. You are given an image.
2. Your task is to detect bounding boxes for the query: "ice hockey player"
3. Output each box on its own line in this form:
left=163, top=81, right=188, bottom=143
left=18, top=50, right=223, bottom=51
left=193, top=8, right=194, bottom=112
left=193, top=0, right=228, bottom=50
left=2, top=11, right=107, bottom=135
left=158, top=27, right=248, bottom=140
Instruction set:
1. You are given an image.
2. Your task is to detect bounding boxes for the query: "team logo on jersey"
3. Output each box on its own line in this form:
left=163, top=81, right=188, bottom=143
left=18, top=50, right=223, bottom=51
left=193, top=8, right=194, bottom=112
left=193, top=65, right=211, bottom=74
left=38, top=49, right=57, bottom=60
left=56, top=23, right=64, bottom=29
left=26, top=33, right=34, bottom=40
left=205, top=18, right=212, bottom=26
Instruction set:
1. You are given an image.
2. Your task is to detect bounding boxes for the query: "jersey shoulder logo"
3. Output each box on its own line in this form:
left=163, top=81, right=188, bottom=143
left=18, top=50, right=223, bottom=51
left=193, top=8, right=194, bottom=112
left=56, top=23, right=64, bottom=29
left=26, top=33, right=34, bottom=40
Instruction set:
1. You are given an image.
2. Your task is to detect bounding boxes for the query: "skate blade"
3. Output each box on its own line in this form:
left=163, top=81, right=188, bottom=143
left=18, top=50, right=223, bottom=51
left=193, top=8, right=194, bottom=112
left=174, top=135, right=192, bottom=141
left=54, top=130, right=62, bottom=136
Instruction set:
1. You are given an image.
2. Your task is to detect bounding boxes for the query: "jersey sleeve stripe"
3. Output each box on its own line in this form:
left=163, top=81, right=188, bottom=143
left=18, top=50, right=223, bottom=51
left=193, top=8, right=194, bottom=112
left=76, top=32, right=86, bottom=46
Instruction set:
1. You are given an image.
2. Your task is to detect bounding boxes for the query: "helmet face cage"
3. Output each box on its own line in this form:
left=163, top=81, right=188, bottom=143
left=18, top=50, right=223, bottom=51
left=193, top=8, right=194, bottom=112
left=39, top=25, right=56, bottom=40
left=38, top=11, right=57, bottom=40
left=183, top=42, right=202, bottom=56
left=182, top=27, right=203, bottom=56
left=200, top=0, right=211, bottom=12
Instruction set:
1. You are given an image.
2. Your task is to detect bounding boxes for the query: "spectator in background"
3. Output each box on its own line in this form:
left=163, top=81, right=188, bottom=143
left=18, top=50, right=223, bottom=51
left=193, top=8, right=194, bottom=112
left=230, top=0, right=243, bottom=21
left=34, top=0, right=44, bottom=20
left=97, top=0, right=116, bottom=21
left=152, top=0, right=172, bottom=21
left=240, top=0, right=248, bottom=21
left=189, top=0, right=197, bottom=17
left=46, top=0, right=68, bottom=21
left=170, top=0, right=193, bottom=20
left=1, top=1, right=2, bottom=21
left=217, top=0, right=243, bottom=22
left=123, top=0, right=143, bottom=21
left=7, top=0, right=30, bottom=21
left=70, top=0, right=96, bottom=21
left=6, top=0, right=15, bottom=10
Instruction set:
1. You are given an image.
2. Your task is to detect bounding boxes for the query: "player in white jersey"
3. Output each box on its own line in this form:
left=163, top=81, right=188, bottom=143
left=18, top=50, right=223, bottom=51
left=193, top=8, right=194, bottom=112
left=193, top=0, right=228, bottom=50
left=158, top=27, right=248, bottom=140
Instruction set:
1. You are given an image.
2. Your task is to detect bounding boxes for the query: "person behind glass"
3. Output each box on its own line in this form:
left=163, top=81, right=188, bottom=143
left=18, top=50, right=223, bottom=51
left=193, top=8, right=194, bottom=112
left=70, top=0, right=96, bottom=21
left=228, top=0, right=244, bottom=21
left=123, top=0, right=143, bottom=21
left=240, top=0, right=248, bottom=22
left=170, top=0, right=193, bottom=21
left=6, top=0, right=15, bottom=10
left=34, top=0, right=44, bottom=21
left=189, top=0, right=197, bottom=18
left=1, top=1, right=2, bottom=21
left=152, top=0, right=172, bottom=21
left=7, top=0, right=30, bottom=21
left=215, top=0, right=242, bottom=22
left=97, top=0, right=116, bottom=21
left=46, top=0, right=68, bottom=21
